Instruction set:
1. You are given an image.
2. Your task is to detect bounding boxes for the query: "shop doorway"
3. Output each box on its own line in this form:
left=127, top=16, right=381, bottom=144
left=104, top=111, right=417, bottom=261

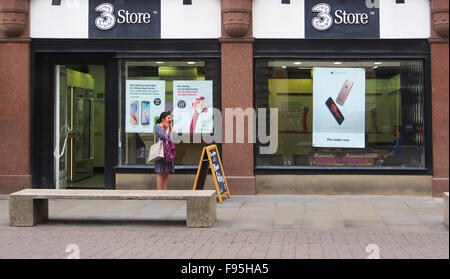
left=54, top=65, right=106, bottom=189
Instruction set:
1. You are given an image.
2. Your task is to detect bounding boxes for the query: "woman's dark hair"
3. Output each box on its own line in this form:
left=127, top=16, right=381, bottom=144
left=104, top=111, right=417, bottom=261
left=156, top=111, right=171, bottom=124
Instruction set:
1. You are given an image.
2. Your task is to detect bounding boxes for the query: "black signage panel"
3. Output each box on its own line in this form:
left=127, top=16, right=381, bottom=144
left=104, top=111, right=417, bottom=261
left=89, top=0, right=161, bottom=38
left=208, top=148, right=227, bottom=195
left=305, top=0, right=379, bottom=38
left=193, top=145, right=230, bottom=203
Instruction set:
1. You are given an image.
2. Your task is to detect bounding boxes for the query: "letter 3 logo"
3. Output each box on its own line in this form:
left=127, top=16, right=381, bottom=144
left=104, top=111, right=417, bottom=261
left=95, top=3, right=116, bottom=30
left=311, top=3, right=333, bottom=31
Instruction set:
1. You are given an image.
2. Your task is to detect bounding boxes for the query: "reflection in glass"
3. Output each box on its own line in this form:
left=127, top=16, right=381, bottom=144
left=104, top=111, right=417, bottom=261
left=255, top=60, right=426, bottom=169
left=118, top=60, right=221, bottom=166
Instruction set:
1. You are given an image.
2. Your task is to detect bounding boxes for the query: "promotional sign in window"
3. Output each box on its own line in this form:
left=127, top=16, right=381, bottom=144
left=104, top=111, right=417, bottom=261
left=125, top=80, right=165, bottom=133
left=313, top=68, right=365, bottom=148
left=173, top=81, right=213, bottom=134
left=305, top=0, right=379, bottom=38
left=89, top=0, right=161, bottom=38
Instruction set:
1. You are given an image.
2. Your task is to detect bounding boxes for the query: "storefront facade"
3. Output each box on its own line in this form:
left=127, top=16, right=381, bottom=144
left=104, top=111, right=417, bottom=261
left=0, top=0, right=448, bottom=196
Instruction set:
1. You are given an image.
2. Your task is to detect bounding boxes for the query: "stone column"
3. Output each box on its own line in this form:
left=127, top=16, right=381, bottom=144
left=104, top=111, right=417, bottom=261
left=0, top=0, right=31, bottom=194
left=220, top=0, right=255, bottom=194
left=429, top=0, right=449, bottom=197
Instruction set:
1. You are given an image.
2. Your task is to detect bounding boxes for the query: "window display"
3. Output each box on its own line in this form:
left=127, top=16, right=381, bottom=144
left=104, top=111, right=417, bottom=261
left=255, top=60, right=426, bottom=169
left=118, top=60, right=221, bottom=166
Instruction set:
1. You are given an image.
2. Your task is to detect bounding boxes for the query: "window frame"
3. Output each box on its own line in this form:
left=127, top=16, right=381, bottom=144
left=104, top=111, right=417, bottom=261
left=116, top=58, right=223, bottom=171
left=253, top=39, right=432, bottom=175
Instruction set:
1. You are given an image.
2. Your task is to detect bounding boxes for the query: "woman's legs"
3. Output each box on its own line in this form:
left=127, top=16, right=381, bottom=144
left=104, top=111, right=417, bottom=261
left=163, top=173, right=169, bottom=190
left=156, top=173, right=164, bottom=190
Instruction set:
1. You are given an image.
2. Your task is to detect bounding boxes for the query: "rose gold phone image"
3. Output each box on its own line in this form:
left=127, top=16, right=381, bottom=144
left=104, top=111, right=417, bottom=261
left=336, top=80, right=354, bottom=106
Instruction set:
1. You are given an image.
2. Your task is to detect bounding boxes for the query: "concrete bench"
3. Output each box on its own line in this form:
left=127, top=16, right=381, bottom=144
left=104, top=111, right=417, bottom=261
left=9, top=189, right=216, bottom=228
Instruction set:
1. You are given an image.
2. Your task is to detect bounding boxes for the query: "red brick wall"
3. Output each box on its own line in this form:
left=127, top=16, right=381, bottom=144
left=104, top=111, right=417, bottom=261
left=430, top=0, right=449, bottom=197
left=0, top=0, right=31, bottom=194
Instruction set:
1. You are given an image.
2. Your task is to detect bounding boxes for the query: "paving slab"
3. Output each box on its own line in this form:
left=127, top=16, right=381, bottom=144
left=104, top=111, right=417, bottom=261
left=417, top=215, right=446, bottom=224
left=381, top=215, right=425, bottom=225
left=410, top=208, right=444, bottom=215
left=376, top=208, right=418, bottom=217
left=343, top=220, right=389, bottom=231
left=406, top=200, right=443, bottom=209
left=373, top=201, right=410, bottom=210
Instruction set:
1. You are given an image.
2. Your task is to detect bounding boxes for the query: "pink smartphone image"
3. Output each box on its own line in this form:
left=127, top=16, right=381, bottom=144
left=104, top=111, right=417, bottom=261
left=336, top=80, right=354, bottom=106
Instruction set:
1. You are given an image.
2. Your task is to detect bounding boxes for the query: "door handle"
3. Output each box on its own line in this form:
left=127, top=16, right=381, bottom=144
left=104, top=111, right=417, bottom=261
left=54, top=126, right=71, bottom=159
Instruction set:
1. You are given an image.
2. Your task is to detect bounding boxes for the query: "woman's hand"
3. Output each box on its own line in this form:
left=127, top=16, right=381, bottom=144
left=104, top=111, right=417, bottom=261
left=164, top=122, right=170, bottom=134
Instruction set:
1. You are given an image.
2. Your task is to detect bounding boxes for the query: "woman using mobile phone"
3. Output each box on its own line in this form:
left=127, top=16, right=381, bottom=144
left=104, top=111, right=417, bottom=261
left=154, top=111, right=176, bottom=190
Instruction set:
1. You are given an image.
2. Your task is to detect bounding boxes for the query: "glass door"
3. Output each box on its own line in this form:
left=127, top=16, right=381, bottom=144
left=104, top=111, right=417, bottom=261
left=54, top=65, right=71, bottom=189
left=55, top=65, right=104, bottom=189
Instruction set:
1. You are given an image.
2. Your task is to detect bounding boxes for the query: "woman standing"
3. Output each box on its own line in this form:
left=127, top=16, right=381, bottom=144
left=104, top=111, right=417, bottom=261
left=154, top=111, right=175, bottom=190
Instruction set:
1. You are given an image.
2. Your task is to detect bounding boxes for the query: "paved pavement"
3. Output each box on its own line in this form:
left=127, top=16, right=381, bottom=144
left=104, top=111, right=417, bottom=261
left=0, top=195, right=448, bottom=259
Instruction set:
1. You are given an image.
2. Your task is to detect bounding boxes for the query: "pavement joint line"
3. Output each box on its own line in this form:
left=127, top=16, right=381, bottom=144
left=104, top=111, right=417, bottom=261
left=0, top=225, right=448, bottom=235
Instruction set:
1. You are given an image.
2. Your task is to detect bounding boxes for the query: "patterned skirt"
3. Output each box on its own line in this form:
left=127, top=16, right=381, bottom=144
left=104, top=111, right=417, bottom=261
left=154, top=158, right=175, bottom=174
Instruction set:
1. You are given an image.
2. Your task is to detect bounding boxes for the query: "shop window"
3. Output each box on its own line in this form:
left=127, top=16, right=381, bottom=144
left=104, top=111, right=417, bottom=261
left=255, top=60, right=426, bottom=169
left=118, top=60, right=221, bottom=166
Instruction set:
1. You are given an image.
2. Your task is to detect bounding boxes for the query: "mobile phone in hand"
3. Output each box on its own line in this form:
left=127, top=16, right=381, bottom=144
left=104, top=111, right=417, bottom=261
left=325, top=97, right=345, bottom=125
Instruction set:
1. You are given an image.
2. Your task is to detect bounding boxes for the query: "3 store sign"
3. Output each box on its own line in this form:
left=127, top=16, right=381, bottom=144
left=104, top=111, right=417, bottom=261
left=311, top=3, right=371, bottom=31
left=89, top=0, right=161, bottom=38
left=305, top=0, right=379, bottom=38
left=94, top=3, right=157, bottom=30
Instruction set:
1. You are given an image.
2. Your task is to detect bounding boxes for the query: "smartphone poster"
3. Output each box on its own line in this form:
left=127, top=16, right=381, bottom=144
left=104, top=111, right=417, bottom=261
left=172, top=80, right=213, bottom=134
left=312, top=67, right=365, bottom=148
left=125, top=80, right=165, bottom=133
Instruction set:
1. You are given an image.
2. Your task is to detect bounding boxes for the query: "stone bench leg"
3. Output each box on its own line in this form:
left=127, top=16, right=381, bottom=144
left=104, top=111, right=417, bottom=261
left=186, top=195, right=216, bottom=228
left=9, top=197, right=48, bottom=227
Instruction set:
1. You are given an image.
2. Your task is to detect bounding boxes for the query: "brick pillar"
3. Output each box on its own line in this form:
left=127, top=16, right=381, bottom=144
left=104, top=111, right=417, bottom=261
left=220, top=0, right=255, bottom=194
left=0, top=0, right=31, bottom=194
left=430, top=0, right=449, bottom=197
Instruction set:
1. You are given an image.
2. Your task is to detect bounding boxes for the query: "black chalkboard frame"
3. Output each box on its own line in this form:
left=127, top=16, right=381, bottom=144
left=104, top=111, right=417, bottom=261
left=193, top=145, right=231, bottom=203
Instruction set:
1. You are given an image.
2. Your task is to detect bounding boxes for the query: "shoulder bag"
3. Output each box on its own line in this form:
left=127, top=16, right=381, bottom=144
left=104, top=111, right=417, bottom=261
left=148, top=128, right=165, bottom=162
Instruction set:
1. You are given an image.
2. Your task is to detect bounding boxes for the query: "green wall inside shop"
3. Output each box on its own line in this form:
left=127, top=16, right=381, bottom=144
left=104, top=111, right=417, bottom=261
left=268, top=76, right=402, bottom=163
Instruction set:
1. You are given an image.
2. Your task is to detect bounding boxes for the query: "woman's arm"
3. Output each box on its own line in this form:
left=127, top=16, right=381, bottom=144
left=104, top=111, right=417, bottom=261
left=168, top=128, right=175, bottom=141
left=166, top=122, right=174, bottom=139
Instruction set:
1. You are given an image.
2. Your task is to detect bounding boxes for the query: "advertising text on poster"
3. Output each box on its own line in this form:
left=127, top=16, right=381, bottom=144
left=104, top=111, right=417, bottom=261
left=173, top=80, right=213, bottom=134
left=125, top=80, right=165, bottom=133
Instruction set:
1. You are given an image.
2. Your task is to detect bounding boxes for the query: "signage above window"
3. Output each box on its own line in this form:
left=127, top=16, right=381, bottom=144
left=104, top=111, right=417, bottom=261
left=89, top=0, right=161, bottom=38
left=305, top=0, right=380, bottom=38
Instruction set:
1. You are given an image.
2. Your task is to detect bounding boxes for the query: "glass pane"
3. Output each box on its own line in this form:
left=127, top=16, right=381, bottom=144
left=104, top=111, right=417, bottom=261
left=58, top=66, right=68, bottom=173
left=118, top=60, right=221, bottom=166
left=255, top=60, right=426, bottom=169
